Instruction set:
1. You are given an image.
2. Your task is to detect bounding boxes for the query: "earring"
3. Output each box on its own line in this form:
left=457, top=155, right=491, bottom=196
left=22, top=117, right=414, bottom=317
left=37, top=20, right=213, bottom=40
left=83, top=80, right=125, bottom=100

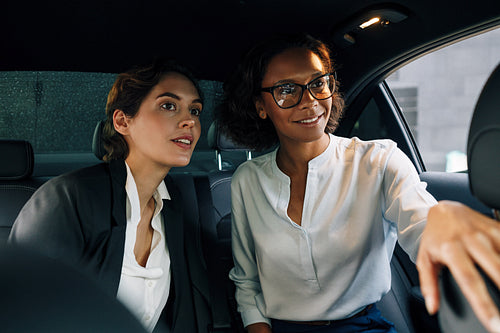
left=259, top=110, right=267, bottom=119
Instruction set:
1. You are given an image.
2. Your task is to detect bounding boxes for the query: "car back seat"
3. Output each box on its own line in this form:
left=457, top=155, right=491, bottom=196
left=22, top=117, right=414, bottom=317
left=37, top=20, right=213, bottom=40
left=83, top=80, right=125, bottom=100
left=190, top=122, right=249, bottom=332
left=0, top=139, right=44, bottom=245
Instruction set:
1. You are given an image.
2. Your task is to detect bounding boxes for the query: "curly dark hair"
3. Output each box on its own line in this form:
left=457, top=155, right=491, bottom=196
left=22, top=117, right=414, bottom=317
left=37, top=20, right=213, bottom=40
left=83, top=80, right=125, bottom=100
left=103, top=59, right=202, bottom=161
left=217, top=33, right=344, bottom=152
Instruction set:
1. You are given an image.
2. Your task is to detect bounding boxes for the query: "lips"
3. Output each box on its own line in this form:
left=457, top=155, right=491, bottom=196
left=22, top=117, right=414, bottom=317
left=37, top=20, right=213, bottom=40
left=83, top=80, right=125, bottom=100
left=295, top=113, right=323, bottom=124
left=297, top=116, right=320, bottom=124
left=172, top=135, right=194, bottom=146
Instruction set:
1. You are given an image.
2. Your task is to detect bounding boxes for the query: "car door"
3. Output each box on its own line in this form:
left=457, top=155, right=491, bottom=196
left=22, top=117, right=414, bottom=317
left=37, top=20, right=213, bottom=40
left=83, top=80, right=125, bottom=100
left=334, top=26, right=500, bottom=332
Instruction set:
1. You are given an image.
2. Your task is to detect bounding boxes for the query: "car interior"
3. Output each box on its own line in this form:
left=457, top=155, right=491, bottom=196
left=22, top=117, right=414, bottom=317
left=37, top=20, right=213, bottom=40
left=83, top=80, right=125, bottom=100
left=1, top=0, right=500, bottom=332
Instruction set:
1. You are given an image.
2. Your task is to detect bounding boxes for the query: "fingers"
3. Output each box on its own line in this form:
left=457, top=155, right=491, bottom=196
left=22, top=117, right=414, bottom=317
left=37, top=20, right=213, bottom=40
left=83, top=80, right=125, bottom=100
left=459, top=231, right=500, bottom=333
left=419, top=201, right=500, bottom=332
left=416, top=252, right=441, bottom=315
left=443, top=239, right=500, bottom=332
left=466, top=232, right=500, bottom=290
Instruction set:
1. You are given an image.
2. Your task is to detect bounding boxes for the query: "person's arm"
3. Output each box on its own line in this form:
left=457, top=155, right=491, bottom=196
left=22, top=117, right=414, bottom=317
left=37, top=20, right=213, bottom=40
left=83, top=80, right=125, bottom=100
left=381, top=146, right=500, bottom=332
left=228, top=176, right=272, bottom=329
left=417, top=200, right=500, bottom=333
left=382, top=145, right=436, bottom=262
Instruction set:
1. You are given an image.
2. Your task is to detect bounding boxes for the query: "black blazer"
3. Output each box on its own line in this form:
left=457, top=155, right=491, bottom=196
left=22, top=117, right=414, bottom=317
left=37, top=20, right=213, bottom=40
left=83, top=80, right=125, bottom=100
left=9, top=160, right=196, bottom=332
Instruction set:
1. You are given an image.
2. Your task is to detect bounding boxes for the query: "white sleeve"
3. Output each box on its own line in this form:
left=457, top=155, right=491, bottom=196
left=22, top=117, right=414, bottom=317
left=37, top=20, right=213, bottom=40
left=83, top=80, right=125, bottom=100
left=228, top=174, right=271, bottom=327
left=382, top=146, right=437, bottom=262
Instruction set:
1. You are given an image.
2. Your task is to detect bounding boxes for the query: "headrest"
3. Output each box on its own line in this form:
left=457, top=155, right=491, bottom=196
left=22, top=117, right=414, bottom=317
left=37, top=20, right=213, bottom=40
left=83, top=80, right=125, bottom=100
left=92, top=120, right=106, bottom=160
left=0, top=140, right=34, bottom=180
left=467, top=64, right=500, bottom=210
left=207, top=122, right=252, bottom=152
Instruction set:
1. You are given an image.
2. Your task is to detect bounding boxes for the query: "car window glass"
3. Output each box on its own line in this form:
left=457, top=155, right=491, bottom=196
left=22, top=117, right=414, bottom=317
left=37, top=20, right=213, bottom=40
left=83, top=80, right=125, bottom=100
left=0, top=72, right=231, bottom=175
left=0, top=72, right=221, bottom=153
left=386, top=27, right=500, bottom=172
left=0, top=71, right=115, bottom=153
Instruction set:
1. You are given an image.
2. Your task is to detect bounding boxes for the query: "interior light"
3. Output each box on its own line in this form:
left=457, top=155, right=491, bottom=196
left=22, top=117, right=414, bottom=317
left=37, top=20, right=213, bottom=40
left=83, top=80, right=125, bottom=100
left=359, top=17, right=380, bottom=29
left=333, top=7, right=409, bottom=48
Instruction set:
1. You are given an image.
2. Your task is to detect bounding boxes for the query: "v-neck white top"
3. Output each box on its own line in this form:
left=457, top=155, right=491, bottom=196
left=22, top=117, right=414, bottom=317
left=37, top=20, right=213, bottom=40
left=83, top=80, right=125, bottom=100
left=228, top=134, right=437, bottom=327
left=116, top=163, right=171, bottom=332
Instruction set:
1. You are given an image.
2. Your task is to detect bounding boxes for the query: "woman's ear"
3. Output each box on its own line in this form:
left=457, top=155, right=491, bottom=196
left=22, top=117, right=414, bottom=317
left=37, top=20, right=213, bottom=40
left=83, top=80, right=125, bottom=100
left=113, top=110, right=130, bottom=135
left=254, top=98, right=268, bottom=120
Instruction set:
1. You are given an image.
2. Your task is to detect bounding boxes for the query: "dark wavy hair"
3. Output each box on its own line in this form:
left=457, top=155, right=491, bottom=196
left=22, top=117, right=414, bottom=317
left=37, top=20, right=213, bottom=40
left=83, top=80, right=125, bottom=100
left=218, top=33, right=344, bottom=152
left=103, top=59, right=201, bottom=161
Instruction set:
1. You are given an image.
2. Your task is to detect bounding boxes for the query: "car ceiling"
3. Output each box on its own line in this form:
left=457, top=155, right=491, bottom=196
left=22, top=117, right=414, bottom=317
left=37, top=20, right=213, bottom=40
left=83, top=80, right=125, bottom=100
left=3, top=0, right=500, bottom=100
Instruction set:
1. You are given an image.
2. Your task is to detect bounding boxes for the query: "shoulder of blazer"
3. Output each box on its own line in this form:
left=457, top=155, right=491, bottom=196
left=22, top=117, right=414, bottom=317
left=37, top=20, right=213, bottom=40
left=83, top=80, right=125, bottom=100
left=46, top=162, right=112, bottom=191
left=41, top=160, right=127, bottom=227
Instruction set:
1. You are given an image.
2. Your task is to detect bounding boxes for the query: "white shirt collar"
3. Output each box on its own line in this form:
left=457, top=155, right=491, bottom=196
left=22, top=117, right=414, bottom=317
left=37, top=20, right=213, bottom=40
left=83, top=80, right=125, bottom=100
left=124, top=162, right=170, bottom=224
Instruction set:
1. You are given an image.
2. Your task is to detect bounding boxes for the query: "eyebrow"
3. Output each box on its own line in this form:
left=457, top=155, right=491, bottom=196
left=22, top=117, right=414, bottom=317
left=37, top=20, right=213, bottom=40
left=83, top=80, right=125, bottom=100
left=274, top=71, right=324, bottom=86
left=156, top=92, right=203, bottom=105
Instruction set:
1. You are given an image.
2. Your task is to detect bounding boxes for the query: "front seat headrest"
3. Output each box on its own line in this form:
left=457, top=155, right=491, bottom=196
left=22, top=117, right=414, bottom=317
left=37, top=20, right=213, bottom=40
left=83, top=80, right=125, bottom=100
left=467, top=64, right=500, bottom=210
left=92, top=120, right=106, bottom=160
left=438, top=63, right=500, bottom=333
left=0, top=140, right=34, bottom=180
left=207, top=121, right=252, bottom=152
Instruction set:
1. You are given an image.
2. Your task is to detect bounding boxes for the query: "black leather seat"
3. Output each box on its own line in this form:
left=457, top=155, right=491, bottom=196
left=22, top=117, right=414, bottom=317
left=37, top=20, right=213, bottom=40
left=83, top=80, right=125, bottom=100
left=0, top=140, right=43, bottom=245
left=438, top=63, right=500, bottom=332
left=191, top=121, right=250, bottom=332
left=0, top=244, right=148, bottom=333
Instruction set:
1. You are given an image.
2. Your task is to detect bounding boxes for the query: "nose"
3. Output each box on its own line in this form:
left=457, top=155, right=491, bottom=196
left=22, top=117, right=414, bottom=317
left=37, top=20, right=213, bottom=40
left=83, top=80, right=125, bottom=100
left=179, top=118, right=196, bottom=128
left=299, top=88, right=318, bottom=108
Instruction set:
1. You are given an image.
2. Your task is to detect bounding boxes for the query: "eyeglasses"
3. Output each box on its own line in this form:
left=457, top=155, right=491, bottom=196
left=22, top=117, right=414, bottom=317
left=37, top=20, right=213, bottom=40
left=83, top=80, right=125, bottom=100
left=260, top=72, right=336, bottom=109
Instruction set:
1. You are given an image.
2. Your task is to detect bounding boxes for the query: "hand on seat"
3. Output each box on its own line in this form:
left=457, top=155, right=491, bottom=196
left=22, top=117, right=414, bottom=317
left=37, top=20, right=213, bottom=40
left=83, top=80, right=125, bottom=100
left=417, top=200, right=500, bottom=333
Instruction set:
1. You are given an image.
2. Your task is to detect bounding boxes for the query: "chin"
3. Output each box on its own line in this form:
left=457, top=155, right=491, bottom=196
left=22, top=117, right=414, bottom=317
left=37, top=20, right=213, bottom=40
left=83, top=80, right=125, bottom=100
left=171, top=156, right=193, bottom=167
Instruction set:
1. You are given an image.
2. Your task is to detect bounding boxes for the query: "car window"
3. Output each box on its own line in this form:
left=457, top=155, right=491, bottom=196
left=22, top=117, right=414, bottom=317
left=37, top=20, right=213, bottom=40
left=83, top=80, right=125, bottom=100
left=0, top=71, right=115, bottom=153
left=0, top=72, right=224, bottom=152
left=386, top=27, right=500, bottom=172
left=0, top=72, right=233, bottom=175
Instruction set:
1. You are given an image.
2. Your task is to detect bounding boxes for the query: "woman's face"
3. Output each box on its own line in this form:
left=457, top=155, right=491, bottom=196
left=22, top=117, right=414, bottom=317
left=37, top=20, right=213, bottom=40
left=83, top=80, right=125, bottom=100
left=117, top=72, right=202, bottom=170
left=257, top=47, right=332, bottom=146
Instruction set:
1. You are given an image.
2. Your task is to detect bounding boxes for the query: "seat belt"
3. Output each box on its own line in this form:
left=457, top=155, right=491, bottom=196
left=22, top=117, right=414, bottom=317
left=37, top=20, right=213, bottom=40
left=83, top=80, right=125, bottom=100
left=194, top=176, right=235, bottom=333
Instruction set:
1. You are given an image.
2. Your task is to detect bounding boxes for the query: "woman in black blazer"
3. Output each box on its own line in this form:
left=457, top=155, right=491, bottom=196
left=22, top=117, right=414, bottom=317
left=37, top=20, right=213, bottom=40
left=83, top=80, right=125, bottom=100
left=9, top=60, right=203, bottom=333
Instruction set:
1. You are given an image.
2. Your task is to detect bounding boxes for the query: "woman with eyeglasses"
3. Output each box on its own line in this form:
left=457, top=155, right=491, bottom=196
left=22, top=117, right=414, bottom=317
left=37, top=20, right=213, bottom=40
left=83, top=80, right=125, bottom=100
left=217, top=34, right=500, bottom=333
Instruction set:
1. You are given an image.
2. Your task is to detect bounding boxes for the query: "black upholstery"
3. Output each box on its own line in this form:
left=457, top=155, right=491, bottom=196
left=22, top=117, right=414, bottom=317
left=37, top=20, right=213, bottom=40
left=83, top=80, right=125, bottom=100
left=92, top=119, right=107, bottom=160
left=200, top=122, right=249, bottom=331
left=0, top=140, right=41, bottom=245
left=0, top=140, right=34, bottom=180
left=420, top=171, right=491, bottom=216
left=467, top=64, right=500, bottom=210
left=207, top=122, right=250, bottom=152
left=0, top=244, right=147, bottom=332
left=208, top=122, right=254, bottom=171
left=438, top=64, right=500, bottom=332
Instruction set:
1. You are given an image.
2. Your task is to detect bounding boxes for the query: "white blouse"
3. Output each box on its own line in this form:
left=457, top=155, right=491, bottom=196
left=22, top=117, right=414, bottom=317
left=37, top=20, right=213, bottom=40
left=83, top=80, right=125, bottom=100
left=229, top=134, right=437, bottom=327
left=116, top=163, right=171, bottom=332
